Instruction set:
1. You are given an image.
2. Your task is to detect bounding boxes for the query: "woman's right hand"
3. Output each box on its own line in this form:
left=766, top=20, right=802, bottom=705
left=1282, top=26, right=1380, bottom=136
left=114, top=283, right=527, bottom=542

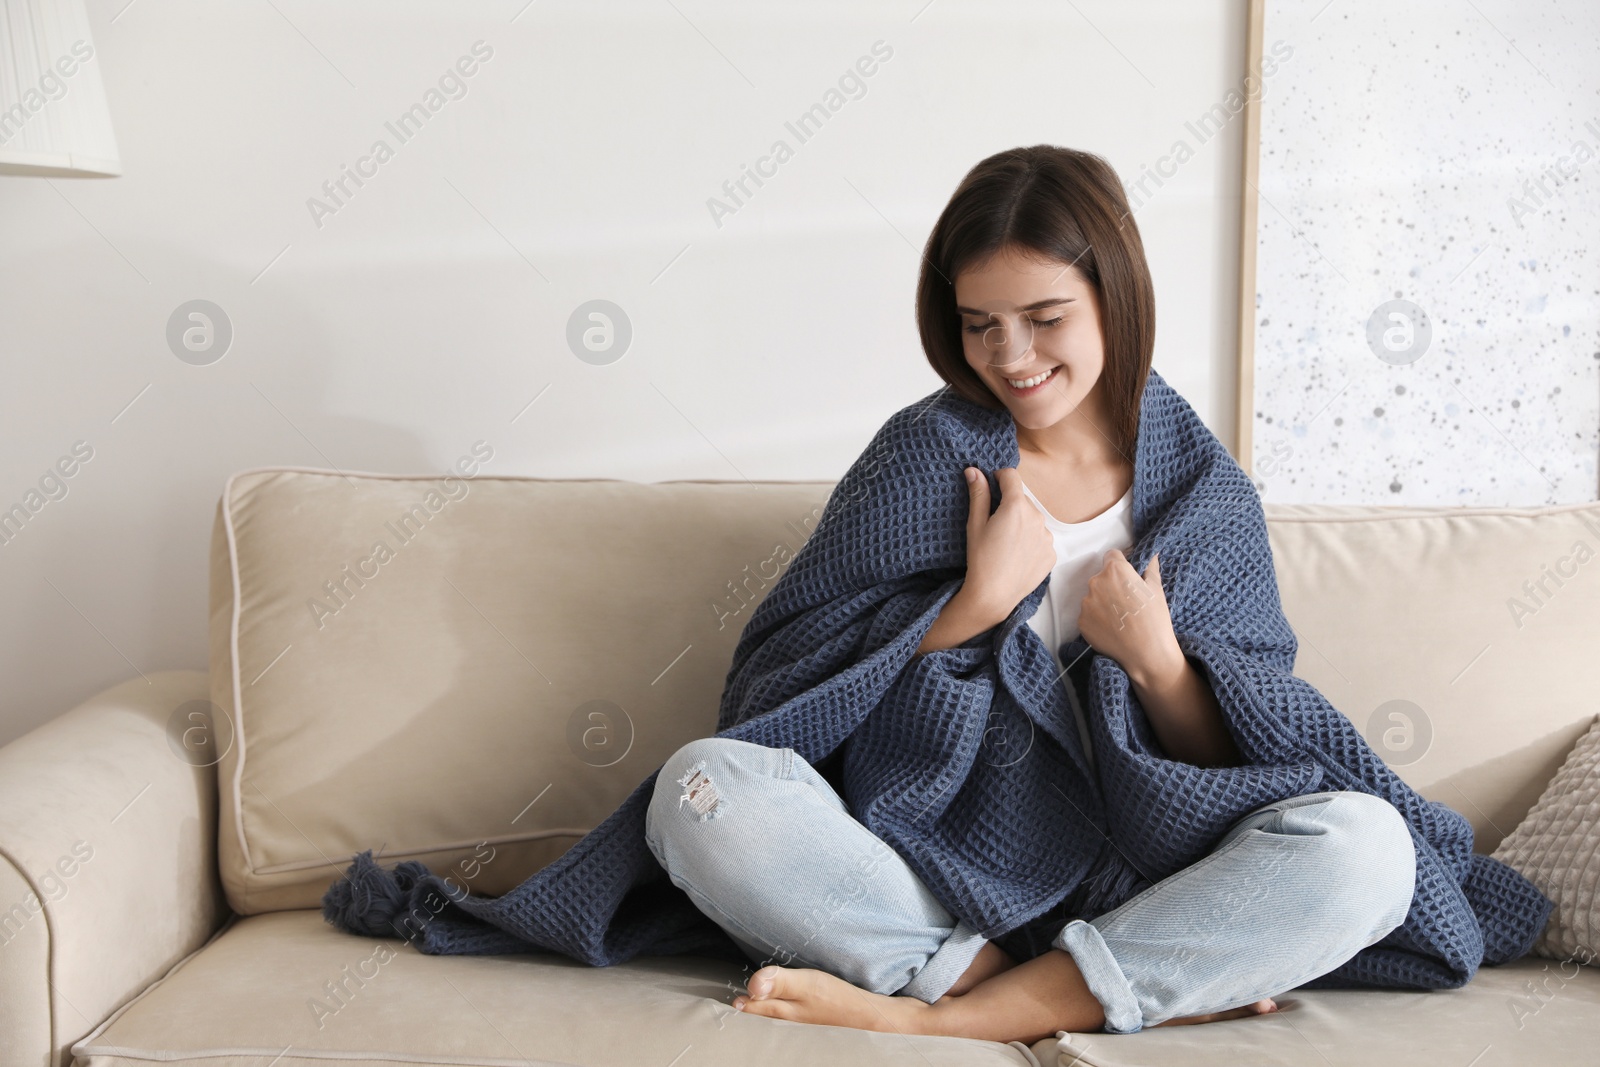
left=914, top=466, right=1057, bottom=656
left=960, top=466, right=1057, bottom=626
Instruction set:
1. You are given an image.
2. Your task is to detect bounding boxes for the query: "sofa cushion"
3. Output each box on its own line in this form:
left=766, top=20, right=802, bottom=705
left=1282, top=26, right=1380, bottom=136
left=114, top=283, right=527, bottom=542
left=210, top=467, right=833, bottom=913
left=1049, top=953, right=1600, bottom=1066
left=1265, top=500, right=1600, bottom=853
left=211, top=463, right=1600, bottom=916
left=1491, top=714, right=1600, bottom=962
left=72, top=910, right=1035, bottom=1067
left=73, top=910, right=1600, bottom=1067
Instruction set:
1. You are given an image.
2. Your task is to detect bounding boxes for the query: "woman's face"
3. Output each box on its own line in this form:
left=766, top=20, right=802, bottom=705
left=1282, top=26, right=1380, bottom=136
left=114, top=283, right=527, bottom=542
left=954, top=244, right=1105, bottom=431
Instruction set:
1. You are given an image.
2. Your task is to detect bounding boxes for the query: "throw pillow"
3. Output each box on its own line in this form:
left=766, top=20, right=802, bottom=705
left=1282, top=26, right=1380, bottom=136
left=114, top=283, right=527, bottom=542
left=1491, top=715, right=1600, bottom=965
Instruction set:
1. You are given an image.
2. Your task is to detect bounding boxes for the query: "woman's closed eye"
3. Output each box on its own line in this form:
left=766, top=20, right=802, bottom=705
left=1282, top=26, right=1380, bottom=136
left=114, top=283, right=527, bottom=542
left=962, top=315, right=1065, bottom=335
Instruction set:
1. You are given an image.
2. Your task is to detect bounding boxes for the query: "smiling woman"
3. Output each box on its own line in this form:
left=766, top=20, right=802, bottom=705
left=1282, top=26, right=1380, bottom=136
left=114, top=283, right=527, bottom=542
left=917, top=148, right=1154, bottom=467
left=321, top=144, right=1551, bottom=1051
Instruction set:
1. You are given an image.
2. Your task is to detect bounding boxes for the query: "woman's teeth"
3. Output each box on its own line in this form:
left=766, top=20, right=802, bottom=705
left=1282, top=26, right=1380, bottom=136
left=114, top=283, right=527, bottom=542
left=1005, top=367, right=1057, bottom=391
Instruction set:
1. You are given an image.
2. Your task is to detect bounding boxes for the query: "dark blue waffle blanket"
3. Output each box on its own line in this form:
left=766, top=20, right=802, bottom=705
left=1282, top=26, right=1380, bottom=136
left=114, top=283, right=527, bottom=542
left=322, top=368, right=1552, bottom=990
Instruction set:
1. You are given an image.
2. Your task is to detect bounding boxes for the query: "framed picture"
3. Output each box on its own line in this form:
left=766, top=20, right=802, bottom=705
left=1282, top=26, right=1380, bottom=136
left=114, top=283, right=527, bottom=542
left=1236, top=0, right=1596, bottom=505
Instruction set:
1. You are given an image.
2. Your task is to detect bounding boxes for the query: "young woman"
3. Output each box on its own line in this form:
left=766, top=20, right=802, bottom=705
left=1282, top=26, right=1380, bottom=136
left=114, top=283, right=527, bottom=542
left=641, top=146, right=1417, bottom=1044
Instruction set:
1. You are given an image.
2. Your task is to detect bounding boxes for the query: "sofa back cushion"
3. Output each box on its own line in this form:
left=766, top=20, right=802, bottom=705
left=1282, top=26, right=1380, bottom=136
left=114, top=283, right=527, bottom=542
left=1266, top=500, right=1600, bottom=853
left=211, top=467, right=1600, bottom=913
left=210, top=468, right=830, bottom=914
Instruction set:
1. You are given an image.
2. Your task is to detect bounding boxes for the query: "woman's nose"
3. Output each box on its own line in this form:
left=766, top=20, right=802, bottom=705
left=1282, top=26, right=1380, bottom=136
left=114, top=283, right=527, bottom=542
left=984, top=317, right=1035, bottom=368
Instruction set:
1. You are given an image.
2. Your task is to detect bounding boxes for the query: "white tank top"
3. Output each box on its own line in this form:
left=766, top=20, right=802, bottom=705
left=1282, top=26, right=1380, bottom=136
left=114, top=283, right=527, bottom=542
left=1018, top=477, right=1136, bottom=774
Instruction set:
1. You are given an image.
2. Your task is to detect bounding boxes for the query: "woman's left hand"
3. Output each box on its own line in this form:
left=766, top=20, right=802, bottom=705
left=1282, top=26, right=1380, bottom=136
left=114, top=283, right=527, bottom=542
left=1077, top=550, right=1183, bottom=687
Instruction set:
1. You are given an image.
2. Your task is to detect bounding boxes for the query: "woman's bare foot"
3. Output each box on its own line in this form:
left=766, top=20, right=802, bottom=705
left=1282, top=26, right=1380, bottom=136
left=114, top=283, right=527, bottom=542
left=1157, top=998, right=1278, bottom=1026
left=731, top=965, right=930, bottom=1032
left=729, top=955, right=1277, bottom=1042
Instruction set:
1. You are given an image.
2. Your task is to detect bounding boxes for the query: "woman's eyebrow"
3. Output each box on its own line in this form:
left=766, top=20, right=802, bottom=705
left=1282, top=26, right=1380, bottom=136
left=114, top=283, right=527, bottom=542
left=955, top=297, right=1075, bottom=315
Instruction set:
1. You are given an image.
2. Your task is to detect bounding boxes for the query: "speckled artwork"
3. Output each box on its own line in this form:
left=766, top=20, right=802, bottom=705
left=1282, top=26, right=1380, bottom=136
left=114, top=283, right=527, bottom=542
left=1251, top=1, right=1598, bottom=504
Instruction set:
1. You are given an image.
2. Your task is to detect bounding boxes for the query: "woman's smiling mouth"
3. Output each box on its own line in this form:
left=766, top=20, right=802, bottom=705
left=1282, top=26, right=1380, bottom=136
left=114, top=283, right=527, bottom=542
left=1002, top=365, right=1059, bottom=396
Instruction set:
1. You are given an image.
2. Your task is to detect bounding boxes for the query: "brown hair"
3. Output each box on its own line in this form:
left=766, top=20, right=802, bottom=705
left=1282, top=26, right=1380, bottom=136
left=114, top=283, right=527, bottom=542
left=915, top=145, right=1155, bottom=461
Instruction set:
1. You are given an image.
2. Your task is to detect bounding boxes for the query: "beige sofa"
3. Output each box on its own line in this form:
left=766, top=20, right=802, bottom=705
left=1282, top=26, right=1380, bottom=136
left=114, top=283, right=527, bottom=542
left=2, top=464, right=1597, bottom=1067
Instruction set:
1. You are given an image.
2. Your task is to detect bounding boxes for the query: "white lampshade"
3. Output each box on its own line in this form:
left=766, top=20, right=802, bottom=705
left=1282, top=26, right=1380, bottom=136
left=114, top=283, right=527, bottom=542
left=0, top=0, right=120, bottom=177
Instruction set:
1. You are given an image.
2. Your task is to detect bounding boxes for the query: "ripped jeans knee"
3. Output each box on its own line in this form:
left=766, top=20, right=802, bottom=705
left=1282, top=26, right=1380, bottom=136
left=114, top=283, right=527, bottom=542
left=675, top=758, right=723, bottom=821
left=646, top=737, right=779, bottom=851
left=639, top=735, right=987, bottom=1002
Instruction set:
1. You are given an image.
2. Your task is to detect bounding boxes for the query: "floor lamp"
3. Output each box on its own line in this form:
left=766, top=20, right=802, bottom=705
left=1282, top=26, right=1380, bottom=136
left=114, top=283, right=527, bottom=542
left=0, top=0, right=119, bottom=178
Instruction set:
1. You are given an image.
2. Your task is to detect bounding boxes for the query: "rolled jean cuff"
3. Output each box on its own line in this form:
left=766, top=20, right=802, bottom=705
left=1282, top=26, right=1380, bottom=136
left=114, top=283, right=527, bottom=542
left=1053, top=919, right=1143, bottom=1034
left=897, top=919, right=989, bottom=1003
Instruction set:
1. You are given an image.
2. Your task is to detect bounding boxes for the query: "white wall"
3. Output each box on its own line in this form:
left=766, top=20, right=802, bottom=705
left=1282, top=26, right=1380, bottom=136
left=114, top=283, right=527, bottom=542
left=0, top=0, right=1251, bottom=746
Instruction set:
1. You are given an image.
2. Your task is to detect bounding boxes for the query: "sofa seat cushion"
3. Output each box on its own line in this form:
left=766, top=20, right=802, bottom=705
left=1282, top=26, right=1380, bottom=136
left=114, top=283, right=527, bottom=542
left=73, top=911, right=1600, bottom=1067
left=71, top=910, right=1038, bottom=1067
left=1052, top=951, right=1600, bottom=1066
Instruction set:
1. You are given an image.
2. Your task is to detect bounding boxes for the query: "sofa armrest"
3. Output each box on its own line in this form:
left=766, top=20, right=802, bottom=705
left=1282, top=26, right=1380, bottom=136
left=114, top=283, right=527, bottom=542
left=0, top=671, right=227, bottom=1067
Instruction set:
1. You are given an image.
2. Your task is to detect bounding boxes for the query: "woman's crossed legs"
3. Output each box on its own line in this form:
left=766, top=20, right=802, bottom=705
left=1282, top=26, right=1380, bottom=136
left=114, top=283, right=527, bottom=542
left=643, top=736, right=1416, bottom=1045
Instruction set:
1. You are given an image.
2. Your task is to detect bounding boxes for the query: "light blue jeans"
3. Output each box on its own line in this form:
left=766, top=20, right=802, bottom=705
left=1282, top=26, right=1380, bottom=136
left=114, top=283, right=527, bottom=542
left=643, top=736, right=1416, bottom=1033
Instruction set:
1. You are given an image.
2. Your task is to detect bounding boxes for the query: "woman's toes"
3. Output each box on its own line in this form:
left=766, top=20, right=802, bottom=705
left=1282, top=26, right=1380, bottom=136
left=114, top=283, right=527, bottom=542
left=738, top=995, right=790, bottom=1019
left=1156, top=995, right=1282, bottom=1027
left=733, top=973, right=802, bottom=1020
left=733, top=965, right=799, bottom=1018
left=747, top=965, right=783, bottom=1000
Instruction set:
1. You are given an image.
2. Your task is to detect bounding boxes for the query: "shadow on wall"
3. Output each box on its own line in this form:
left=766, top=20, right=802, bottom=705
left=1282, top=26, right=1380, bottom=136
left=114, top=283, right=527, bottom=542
left=1, top=235, right=435, bottom=747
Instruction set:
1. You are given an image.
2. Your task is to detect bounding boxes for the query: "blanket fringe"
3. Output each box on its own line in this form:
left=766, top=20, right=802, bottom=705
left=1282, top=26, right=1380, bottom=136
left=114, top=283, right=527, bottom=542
left=321, top=849, right=440, bottom=942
